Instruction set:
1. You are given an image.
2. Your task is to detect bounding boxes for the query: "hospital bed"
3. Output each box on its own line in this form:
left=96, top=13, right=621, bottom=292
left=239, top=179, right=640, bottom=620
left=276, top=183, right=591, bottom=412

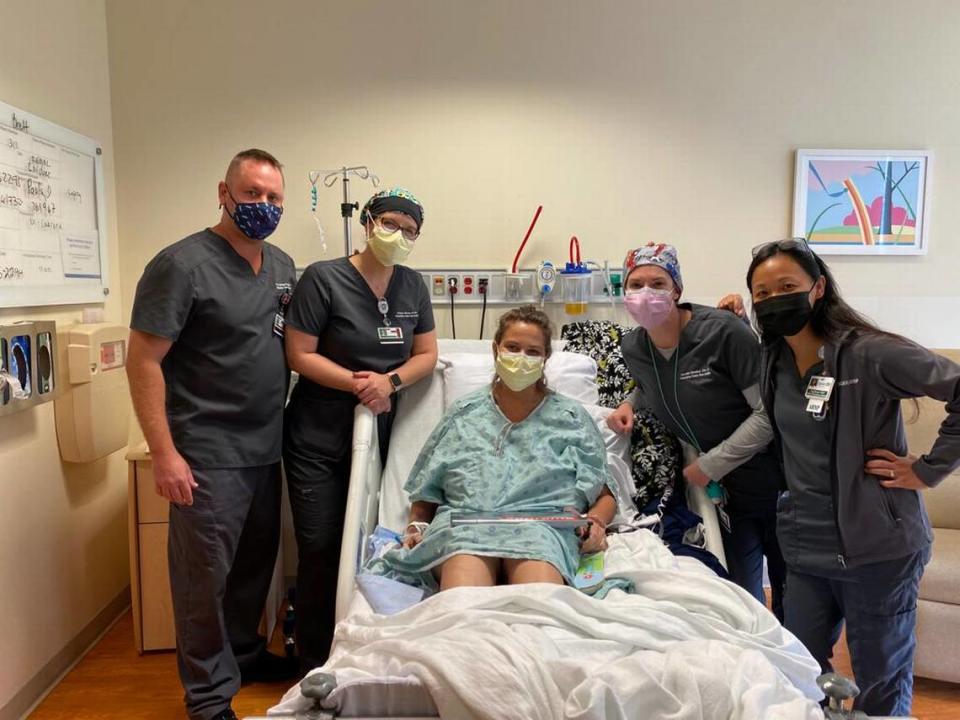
left=255, top=341, right=910, bottom=720
left=332, top=339, right=727, bottom=622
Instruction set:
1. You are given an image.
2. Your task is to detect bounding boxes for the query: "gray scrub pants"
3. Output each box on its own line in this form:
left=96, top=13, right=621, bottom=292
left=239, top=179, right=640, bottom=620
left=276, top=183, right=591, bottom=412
left=168, top=463, right=282, bottom=720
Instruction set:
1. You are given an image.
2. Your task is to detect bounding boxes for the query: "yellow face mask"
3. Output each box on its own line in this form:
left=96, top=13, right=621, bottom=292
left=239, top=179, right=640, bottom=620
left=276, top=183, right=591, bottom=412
left=495, top=350, right=544, bottom=391
left=367, top=223, right=414, bottom=267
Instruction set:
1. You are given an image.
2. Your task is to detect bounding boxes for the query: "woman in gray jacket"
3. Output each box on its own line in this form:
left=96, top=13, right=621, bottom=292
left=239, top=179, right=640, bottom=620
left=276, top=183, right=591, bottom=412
left=744, top=238, right=960, bottom=717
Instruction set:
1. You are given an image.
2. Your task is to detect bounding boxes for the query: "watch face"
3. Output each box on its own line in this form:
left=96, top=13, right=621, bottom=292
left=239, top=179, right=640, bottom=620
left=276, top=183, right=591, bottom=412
left=390, top=373, right=402, bottom=388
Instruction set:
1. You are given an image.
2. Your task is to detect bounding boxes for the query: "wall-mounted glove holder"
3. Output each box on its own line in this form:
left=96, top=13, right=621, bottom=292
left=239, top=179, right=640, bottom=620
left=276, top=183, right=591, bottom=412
left=0, top=320, right=59, bottom=417
left=54, top=323, right=130, bottom=463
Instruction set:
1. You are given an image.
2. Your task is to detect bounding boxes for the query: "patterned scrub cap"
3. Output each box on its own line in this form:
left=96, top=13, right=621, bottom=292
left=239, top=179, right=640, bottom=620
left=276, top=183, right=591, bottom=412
left=359, top=187, right=424, bottom=229
left=623, top=243, right=683, bottom=292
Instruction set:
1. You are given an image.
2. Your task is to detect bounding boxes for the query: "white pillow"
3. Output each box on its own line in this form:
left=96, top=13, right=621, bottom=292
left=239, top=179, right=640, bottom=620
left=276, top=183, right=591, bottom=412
left=581, top=404, right=639, bottom=526
left=440, top=350, right=599, bottom=408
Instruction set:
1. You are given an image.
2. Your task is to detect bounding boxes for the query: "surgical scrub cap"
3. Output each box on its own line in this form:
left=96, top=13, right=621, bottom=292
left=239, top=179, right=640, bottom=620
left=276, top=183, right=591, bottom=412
left=623, top=243, right=683, bottom=293
left=359, top=187, right=424, bottom=230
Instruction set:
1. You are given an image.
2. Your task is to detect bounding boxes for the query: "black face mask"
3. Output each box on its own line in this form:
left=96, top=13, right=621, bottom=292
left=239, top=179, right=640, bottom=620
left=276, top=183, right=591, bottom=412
left=754, top=290, right=815, bottom=338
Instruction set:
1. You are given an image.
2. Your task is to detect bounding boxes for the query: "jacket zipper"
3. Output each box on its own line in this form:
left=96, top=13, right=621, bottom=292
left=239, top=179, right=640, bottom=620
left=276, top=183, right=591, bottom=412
left=828, top=342, right=848, bottom=569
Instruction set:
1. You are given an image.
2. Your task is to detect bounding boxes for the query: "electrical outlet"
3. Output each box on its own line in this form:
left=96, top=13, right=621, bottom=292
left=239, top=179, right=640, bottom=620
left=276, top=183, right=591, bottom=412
left=447, top=276, right=459, bottom=294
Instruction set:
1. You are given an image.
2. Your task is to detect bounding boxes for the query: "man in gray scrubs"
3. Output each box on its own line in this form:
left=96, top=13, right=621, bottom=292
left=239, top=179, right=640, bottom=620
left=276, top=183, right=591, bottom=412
left=127, top=149, right=298, bottom=720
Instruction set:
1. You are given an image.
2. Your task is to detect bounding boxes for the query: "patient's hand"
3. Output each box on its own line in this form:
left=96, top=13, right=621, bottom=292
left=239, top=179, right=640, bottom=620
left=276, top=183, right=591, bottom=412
left=402, top=530, right=423, bottom=549
left=717, top=293, right=746, bottom=318
left=402, top=520, right=429, bottom=549
left=606, top=402, right=634, bottom=435
left=579, top=520, right=608, bottom=554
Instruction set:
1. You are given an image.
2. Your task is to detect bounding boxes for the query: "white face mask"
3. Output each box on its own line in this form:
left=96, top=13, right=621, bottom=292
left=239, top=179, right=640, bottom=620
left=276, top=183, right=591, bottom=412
left=495, top=350, right=545, bottom=392
left=367, top=223, right=414, bottom=266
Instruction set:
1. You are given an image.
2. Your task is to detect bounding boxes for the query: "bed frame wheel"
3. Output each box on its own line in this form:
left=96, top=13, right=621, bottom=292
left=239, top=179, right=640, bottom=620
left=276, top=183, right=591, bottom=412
left=817, top=672, right=868, bottom=719
left=300, top=671, right=338, bottom=702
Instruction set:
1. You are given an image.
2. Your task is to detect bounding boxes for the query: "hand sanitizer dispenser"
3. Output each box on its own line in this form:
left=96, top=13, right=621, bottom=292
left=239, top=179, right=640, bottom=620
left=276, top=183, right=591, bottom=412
left=54, top=323, right=131, bottom=463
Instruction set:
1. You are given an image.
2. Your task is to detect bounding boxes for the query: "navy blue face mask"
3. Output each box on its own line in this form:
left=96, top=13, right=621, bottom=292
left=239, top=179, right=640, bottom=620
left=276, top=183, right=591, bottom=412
left=226, top=189, right=283, bottom=241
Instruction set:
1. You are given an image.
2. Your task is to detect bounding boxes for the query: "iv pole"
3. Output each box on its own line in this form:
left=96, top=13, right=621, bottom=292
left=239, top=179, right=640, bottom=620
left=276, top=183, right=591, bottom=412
left=310, top=166, right=379, bottom=256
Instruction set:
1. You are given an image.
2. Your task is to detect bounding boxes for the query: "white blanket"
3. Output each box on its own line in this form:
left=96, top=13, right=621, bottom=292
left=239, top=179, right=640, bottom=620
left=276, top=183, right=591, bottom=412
left=271, top=531, right=823, bottom=720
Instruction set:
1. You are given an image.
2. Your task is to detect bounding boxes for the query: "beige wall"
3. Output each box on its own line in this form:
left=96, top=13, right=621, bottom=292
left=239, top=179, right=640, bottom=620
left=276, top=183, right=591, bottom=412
left=105, top=0, right=960, bottom=346
left=0, top=0, right=128, bottom=712
left=0, top=0, right=955, bottom=709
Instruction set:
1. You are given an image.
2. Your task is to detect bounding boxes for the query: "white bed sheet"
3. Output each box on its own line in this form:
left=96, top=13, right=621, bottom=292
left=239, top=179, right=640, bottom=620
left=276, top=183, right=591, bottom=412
left=270, top=531, right=822, bottom=720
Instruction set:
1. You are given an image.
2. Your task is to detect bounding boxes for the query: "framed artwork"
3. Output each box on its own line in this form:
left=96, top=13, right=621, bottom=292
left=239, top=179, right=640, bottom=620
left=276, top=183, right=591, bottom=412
left=792, top=149, right=932, bottom=255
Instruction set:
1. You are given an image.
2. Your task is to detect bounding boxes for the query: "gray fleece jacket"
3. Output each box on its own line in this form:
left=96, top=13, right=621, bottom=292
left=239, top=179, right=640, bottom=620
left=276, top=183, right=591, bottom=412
left=761, top=331, right=960, bottom=568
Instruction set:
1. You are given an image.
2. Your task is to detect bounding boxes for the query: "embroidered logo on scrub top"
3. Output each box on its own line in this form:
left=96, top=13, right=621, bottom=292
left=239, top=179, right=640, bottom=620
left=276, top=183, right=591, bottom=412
left=679, top=368, right=711, bottom=381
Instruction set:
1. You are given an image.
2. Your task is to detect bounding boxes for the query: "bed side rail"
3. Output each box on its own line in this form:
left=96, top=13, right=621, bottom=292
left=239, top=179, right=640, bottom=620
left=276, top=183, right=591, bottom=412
left=335, top=405, right=383, bottom=622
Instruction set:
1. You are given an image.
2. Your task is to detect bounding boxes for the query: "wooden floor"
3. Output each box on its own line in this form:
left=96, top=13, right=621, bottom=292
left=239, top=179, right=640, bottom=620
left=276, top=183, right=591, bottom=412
left=29, top=607, right=960, bottom=719
left=29, top=611, right=289, bottom=719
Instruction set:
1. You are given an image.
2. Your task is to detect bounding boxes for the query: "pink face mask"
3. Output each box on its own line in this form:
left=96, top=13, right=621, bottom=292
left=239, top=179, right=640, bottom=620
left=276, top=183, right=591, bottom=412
left=623, top=287, right=675, bottom=329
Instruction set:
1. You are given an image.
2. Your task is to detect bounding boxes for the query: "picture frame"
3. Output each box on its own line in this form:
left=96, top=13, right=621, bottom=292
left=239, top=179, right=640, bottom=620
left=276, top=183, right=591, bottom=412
left=792, top=149, right=932, bottom=256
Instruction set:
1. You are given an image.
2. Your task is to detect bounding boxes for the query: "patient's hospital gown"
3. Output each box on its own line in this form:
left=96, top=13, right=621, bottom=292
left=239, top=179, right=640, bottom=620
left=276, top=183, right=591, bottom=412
left=367, top=388, right=615, bottom=591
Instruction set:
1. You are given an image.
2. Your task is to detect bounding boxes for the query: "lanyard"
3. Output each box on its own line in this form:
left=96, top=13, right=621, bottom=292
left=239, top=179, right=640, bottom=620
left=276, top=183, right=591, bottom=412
left=647, top=336, right=729, bottom=527
left=646, top=335, right=703, bottom=454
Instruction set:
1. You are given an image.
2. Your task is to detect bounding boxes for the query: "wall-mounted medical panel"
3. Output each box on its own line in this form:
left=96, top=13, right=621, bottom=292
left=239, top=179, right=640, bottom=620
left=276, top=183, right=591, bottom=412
left=54, top=323, right=130, bottom=463
left=0, top=320, right=59, bottom=417
left=414, top=267, right=624, bottom=306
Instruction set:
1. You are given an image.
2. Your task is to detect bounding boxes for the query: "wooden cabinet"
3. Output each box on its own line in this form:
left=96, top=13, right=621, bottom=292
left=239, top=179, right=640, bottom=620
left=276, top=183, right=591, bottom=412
left=127, top=451, right=177, bottom=652
left=126, top=444, right=285, bottom=653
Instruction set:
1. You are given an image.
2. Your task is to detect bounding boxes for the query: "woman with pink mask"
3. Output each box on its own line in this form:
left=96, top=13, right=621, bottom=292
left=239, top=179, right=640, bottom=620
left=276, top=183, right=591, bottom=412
left=606, top=243, right=786, bottom=617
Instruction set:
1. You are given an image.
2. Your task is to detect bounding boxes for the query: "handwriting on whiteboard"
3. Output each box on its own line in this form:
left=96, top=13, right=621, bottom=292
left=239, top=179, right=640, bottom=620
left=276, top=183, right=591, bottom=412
left=0, top=101, right=105, bottom=307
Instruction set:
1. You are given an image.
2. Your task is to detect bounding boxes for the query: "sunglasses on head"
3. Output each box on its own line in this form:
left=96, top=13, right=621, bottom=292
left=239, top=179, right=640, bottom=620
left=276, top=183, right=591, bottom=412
left=751, top=237, right=814, bottom=258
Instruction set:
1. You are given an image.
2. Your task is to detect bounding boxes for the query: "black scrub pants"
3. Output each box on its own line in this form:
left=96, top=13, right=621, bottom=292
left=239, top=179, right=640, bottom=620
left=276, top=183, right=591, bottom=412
left=168, top=464, right=282, bottom=720
left=720, top=502, right=787, bottom=622
left=283, top=392, right=394, bottom=674
left=784, top=545, right=930, bottom=717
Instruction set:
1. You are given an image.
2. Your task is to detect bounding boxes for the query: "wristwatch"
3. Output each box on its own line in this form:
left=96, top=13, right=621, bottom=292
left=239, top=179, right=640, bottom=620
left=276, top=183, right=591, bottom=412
left=389, top=372, right=402, bottom=393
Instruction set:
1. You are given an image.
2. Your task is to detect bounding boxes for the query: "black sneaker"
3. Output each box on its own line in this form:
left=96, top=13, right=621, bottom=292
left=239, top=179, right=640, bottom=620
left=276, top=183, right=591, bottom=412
left=212, top=709, right=238, bottom=720
left=241, top=650, right=300, bottom=683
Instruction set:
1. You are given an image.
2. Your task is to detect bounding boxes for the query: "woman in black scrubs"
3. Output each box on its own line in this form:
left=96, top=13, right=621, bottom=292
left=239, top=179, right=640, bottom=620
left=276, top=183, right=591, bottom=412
left=607, top=243, right=786, bottom=618
left=744, top=238, right=960, bottom=716
left=283, top=187, right=438, bottom=672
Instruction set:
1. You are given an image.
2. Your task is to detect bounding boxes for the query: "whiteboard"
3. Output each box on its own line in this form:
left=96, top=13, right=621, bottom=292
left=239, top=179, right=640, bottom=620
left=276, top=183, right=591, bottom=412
left=0, top=99, right=109, bottom=308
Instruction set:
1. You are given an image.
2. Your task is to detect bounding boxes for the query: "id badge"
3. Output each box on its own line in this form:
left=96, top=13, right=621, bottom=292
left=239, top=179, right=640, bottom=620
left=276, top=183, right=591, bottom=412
left=806, top=398, right=825, bottom=413
left=377, top=326, right=404, bottom=345
left=805, top=376, right=835, bottom=401
left=272, top=312, right=285, bottom=338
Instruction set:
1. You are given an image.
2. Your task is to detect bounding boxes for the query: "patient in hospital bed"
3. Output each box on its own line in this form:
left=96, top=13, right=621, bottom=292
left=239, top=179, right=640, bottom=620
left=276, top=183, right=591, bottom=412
left=367, top=305, right=618, bottom=592
left=272, top=307, right=826, bottom=718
